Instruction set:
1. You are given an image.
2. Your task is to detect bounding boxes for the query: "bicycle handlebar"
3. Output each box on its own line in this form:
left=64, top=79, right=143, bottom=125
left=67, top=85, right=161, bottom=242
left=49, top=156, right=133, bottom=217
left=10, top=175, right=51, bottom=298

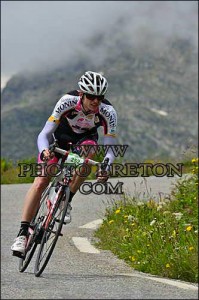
left=49, top=143, right=109, bottom=168
left=53, top=146, right=69, bottom=157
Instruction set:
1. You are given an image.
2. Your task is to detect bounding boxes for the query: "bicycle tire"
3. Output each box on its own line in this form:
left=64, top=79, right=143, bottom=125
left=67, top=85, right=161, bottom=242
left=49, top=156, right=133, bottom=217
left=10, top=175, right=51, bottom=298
left=19, top=183, right=52, bottom=273
left=19, top=240, right=37, bottom=273
left=34, top=186, right=70, bottom=277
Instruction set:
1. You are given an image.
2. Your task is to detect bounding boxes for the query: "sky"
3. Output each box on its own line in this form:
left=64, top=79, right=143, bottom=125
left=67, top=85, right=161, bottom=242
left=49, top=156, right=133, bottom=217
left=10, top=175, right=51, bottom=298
left=1, top=1, right=198, bottom=88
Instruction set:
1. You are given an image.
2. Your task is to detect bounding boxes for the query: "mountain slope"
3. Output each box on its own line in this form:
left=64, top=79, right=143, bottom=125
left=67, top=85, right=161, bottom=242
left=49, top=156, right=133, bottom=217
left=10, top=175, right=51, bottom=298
left=1, top=29, right=198, bottom=162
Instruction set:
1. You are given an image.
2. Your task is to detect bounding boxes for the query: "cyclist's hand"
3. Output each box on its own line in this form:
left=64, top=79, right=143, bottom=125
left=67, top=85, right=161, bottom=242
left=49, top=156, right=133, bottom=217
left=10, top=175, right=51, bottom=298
left=40, top=149, right=55, bottom=162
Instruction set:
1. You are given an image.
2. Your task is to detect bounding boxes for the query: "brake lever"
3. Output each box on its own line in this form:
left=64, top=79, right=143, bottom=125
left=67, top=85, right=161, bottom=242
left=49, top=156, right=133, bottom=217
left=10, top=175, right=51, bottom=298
left=49, top=144, right=55, bottom=153
left=101, top=158, right=109, bottom=172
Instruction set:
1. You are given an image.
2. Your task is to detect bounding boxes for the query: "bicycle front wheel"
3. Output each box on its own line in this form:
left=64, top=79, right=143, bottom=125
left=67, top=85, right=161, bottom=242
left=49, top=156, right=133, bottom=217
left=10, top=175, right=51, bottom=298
left=19, top=234, right=37, bottom=273
left=34, top=187, right=70, bottom=277
left=19, top=184, right=51, bottom=273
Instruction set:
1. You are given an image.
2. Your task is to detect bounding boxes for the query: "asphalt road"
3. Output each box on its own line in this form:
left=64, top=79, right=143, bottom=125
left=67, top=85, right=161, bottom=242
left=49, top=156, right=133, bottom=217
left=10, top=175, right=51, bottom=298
left=1, top=177, right=198, bottom=299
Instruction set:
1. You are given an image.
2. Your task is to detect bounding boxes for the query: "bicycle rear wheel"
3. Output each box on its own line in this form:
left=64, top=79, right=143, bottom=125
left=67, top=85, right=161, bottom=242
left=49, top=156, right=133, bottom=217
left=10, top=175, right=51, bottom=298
left=19, top=183, right=51, bottom=273
left=34, top=186, right=70, bottom=277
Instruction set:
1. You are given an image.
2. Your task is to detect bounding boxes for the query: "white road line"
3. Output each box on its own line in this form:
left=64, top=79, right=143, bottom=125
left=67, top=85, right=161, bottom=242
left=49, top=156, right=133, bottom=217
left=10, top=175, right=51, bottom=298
left=119, top=273, right=198, bottom=290
left=76, top=220, right=197, bottom=290
left=72, top=237, right=100, bottom=254
left=79, top=219, right=103, bottom=229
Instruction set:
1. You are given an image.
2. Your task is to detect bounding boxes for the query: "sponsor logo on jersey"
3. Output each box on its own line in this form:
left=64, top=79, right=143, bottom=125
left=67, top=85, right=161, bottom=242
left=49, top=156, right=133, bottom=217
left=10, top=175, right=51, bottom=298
left=100, top=106, right=117, bottom=127
left=55, top=99, right=78, bottom=114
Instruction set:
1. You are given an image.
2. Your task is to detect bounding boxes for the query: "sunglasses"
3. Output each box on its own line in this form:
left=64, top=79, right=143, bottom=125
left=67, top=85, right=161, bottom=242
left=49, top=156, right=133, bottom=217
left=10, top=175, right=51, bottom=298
left=85, top=93, right=104, bottom=101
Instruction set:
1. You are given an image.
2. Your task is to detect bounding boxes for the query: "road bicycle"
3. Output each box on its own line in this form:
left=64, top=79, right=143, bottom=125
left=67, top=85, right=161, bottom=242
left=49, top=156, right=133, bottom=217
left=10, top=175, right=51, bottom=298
left=18, top=141, right=109, bottom=277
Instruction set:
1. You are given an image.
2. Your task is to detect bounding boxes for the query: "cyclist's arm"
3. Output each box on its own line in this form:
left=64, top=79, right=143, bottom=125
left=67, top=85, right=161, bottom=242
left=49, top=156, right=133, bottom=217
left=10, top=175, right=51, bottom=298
left=37, top=121, right=58, bottom=154
left=96, top=135, right=116, bottom=182
left=100, top=104, right=117, bottom=165
left=37, top=94, right=79, bottom=154
left=103, top=135, right=117, bottom=165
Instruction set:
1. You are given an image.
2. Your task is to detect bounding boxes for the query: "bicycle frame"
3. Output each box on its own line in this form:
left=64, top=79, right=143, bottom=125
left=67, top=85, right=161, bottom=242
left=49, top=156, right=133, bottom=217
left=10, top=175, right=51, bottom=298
left=19, top=141, right=109, bottom=276
left=44, top=185, right=63, bottom=230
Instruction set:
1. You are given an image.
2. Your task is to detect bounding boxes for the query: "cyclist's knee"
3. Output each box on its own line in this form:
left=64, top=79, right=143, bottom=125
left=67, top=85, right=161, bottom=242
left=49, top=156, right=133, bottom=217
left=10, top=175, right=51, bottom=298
left=79, top=139, right=97, bottom=159
left=33, top=177, right=49, bottom=193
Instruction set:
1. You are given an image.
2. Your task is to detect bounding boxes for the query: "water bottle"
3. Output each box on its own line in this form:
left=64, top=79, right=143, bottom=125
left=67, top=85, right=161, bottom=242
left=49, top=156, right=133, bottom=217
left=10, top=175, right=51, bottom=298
left=66, top=153, right=84, bottom=166
left=48, top=186, right=57, bottom=204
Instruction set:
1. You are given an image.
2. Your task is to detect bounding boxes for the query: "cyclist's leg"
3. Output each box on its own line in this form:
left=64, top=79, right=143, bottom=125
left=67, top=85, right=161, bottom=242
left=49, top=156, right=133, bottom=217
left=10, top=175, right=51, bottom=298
left=60, top=139, right=97, bottom=224
left=21, top=176, right=50, bottom=222
left=11, top=155, right=58, bottom=255
left=51, top=131, right=98, bottom=222
left=69, top=139, right=98, bottom=194
left=21, top=154, right=59, bottom=222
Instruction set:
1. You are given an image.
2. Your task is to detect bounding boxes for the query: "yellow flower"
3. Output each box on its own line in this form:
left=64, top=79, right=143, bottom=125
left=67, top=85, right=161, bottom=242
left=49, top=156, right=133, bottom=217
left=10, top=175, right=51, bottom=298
left=186, top=225, right=192, bottom=231
left=137, top=250, right=142, bottom=254
left=192, top=158, right=198, bottom=163
left=108, top=220, right=114, bottom=224
left=189, top=246, right=194, bottom=251
left=115, top=209, right=120, bottom=214
left=131, top=256, right=136, bottom=262
left=166, top=263, right=170, bottom=268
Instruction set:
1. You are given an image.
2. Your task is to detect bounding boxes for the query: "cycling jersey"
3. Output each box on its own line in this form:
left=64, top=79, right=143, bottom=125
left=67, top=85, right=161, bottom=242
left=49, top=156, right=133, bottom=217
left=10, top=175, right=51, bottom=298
left=37, top=90, right=117, bottom=164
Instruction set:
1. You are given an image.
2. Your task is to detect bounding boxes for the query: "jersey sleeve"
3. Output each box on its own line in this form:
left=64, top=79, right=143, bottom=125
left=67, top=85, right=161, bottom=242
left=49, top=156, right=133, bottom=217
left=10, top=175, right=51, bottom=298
left=103, top=135, right=117, bottom=165
left=48, top=94, right=79, bottom=123
left=99, top=104, right=117, bottom=137
left=37, top=121, right=58, bottom=153
left=37, top=94, right=79, bottom=153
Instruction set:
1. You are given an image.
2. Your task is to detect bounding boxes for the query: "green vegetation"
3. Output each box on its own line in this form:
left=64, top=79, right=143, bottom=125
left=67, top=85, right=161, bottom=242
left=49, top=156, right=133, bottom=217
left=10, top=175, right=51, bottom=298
left=1, top=157, right=36, bottom=184
left=94, top=158, right=198, bottom=283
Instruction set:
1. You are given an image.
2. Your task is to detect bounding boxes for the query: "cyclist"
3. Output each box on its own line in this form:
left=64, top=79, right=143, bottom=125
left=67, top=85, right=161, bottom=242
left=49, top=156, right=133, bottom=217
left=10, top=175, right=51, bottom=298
left=11, top=71, right=118, bottom=257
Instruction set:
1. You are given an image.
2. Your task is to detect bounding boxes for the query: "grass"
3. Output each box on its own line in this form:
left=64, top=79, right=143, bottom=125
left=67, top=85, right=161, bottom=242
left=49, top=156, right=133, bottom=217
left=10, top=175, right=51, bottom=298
left=1, top=157, right=36, bottom=184
left=94, top=158, right=198, bottom=283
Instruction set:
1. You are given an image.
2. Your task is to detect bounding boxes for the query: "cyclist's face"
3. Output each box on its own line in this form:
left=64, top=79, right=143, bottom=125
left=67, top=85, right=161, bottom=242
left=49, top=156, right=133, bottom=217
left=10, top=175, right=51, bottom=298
left=82, top=94, right=104, bottom=112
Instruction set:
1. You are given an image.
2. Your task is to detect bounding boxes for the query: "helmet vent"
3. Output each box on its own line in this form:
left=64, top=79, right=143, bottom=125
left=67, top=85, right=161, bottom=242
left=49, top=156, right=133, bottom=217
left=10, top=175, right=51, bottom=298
left=78, top=71, right=108, bottom=95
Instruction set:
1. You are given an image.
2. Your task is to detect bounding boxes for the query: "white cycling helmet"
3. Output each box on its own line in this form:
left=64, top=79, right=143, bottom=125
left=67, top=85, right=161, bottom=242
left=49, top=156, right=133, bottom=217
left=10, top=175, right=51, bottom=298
left=78, top=71, right=108, bottom=95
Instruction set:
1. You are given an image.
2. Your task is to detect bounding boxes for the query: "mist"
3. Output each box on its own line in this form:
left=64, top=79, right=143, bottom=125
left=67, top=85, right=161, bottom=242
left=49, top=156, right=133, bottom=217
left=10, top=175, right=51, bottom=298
left=1, top=1, right=198, bottom=86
